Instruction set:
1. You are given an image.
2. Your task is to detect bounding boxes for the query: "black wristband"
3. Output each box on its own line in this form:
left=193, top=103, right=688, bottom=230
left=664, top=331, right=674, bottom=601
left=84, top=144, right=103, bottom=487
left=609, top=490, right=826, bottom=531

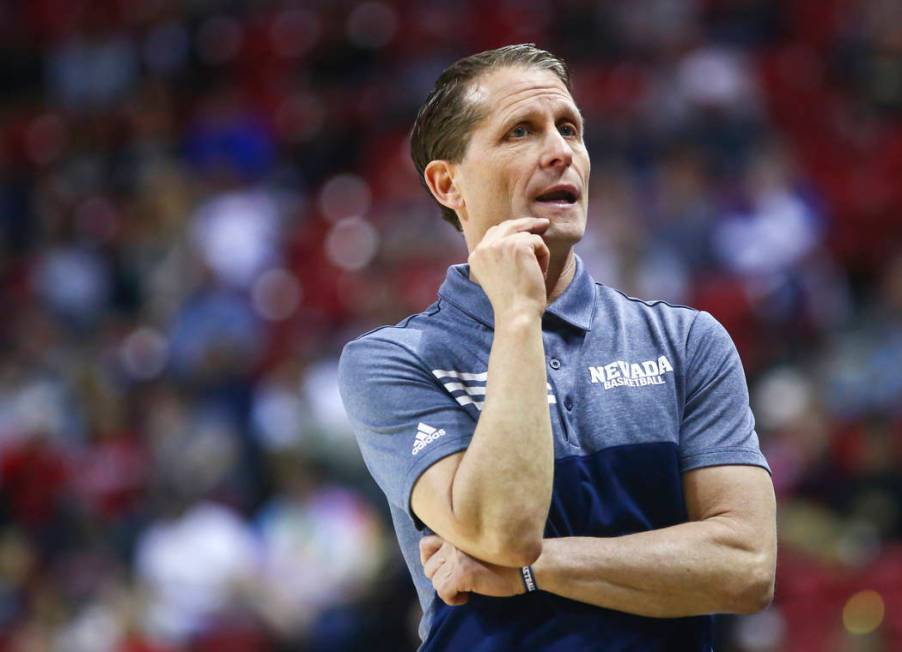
left=521, top=565, right=537, bottom=592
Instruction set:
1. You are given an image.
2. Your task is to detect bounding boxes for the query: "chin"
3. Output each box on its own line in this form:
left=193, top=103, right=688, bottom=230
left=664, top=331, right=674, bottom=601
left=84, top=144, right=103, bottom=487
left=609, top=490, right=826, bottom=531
left=543, top=216, right=586, bottom=245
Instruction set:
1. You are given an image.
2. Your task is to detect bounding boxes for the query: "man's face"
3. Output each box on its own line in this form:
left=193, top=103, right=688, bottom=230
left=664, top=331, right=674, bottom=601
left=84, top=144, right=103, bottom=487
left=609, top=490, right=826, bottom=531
left=452, top=66, right=590, bottom=249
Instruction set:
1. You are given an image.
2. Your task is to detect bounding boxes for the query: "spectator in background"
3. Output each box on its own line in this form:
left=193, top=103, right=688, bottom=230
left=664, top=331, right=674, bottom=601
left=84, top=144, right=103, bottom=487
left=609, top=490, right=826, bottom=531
left=0, top=1, right=900, bottom=650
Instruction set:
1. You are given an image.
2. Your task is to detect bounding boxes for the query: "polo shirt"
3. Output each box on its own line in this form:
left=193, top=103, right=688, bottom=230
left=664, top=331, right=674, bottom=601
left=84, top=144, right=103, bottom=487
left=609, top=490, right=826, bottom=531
left=338, top=254, right=769, bottom=651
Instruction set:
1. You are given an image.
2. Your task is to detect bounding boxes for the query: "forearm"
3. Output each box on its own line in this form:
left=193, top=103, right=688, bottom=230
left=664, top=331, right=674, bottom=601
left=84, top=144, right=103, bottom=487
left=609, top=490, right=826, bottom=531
left=533, top=517, right=775, bottom=617
left=451, top=312, right=553, bottom=564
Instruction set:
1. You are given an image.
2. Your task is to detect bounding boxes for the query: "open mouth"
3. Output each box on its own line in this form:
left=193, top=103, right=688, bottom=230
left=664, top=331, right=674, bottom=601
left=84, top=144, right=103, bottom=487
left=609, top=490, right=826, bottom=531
left=534, top=187, right=579, bottom=205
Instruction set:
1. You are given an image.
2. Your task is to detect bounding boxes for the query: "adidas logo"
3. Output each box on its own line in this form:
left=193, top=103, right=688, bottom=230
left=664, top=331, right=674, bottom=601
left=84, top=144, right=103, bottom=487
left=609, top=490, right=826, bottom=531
left=412, top=422, right=446, bottom=456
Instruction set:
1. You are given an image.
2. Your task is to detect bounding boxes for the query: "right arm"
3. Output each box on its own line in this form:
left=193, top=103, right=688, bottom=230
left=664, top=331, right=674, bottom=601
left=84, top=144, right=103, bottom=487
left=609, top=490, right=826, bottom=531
left=411, top=217, right=555, bottom=567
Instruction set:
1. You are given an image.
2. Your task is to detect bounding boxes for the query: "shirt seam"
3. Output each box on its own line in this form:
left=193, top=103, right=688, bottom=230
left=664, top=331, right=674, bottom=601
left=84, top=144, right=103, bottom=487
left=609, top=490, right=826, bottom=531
left=355, top=325, right=440, bottom=377
left=680, top=448, right=771, bottom=475
left=553, top=439, right=676, bottom=464
left=345, top=302, right=445, bottom=344
left=680, top=445, right=764, bottom=460
left=605, top=285, right=700, bottom=313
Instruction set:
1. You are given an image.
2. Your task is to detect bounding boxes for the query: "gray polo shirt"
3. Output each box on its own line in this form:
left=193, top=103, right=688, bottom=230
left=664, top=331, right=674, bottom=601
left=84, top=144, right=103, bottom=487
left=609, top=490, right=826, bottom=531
left=338, top=254, right=769, bottom=651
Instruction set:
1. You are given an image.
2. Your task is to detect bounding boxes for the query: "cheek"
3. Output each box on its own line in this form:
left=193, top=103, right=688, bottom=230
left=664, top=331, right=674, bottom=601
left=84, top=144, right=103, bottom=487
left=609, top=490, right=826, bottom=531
left=467, top=169, right=510, bottom=211
left=460, top=153, right=528, bottom=221
left=579, top=150, right=591, bottom=182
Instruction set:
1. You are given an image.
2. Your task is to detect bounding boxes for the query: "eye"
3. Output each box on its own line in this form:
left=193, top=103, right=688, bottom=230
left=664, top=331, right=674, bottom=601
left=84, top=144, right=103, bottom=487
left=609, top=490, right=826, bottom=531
left=508, top=124, right=530, bottom=139
left=558, top=122, right=579, bottom=137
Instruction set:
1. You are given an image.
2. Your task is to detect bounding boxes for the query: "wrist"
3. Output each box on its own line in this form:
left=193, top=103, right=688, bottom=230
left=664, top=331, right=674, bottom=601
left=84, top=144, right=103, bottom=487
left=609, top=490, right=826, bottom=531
left=530, top=539, right=554, bottom=592
left=494, top=308, right=543, bottom=332
left=520, top=565, right=538, bottom=593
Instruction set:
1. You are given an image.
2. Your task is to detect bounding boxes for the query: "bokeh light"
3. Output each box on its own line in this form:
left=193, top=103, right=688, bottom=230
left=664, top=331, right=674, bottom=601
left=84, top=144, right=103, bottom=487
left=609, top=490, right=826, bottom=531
left=734, top=607, right=786, bottom=651
left=754, top=367, right=812, bottom=431
left=120, top=327, right=169, bottom=381
left=842, top=590, right=885, bottom=635
left=325, top=216, right=379, bottom=271
left=252, top=268, right=302, bottom=322
left=318, top=174, right=372, bottom=223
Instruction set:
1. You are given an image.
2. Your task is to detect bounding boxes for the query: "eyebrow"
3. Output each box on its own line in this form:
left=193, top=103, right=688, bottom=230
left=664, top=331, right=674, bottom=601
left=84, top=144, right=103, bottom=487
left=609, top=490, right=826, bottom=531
left=498, top=103, right=584, bottom=132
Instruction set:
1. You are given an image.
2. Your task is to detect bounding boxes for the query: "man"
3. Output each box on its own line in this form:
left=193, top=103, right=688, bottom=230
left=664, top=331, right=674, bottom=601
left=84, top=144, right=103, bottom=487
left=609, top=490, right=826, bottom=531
left=338, top=44, right=776, bottom=651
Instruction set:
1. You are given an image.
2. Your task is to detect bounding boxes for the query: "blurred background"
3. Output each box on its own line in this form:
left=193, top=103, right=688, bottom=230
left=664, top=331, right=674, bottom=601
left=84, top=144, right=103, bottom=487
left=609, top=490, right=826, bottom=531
left=0, top=0, right=900, bottom=650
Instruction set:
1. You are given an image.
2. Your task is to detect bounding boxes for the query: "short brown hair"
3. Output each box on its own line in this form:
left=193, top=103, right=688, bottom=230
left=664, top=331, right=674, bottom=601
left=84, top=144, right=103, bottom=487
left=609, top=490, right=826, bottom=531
left=409, top=44, right=572, bottom=231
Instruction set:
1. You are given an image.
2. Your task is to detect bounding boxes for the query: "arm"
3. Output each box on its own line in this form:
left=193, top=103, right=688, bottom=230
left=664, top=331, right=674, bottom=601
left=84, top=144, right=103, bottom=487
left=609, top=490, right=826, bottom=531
left=529, top=311, right=776, bottom=615
left=412, top=217, right=555, bottom=567
left=422, top=464, right=776, bottom=616
left=532, top=464, right=776, bottom=616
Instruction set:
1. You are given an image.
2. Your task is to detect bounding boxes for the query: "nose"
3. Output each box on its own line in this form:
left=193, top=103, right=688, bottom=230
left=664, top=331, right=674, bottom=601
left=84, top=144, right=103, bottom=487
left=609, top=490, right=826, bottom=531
left=539, top=127, right=573, bottom=171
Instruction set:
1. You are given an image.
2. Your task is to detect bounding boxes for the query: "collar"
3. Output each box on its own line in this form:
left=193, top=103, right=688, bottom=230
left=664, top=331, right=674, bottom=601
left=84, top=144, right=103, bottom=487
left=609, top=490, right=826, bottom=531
left=437, top=253, right=597, bottom=332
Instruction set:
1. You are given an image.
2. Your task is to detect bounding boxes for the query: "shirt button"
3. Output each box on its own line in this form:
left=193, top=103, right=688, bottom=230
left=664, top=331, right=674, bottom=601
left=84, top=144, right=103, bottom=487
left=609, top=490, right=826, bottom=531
left=549, top=358, right=561, bottom=370
left=564, top=396, right=573, bottom=411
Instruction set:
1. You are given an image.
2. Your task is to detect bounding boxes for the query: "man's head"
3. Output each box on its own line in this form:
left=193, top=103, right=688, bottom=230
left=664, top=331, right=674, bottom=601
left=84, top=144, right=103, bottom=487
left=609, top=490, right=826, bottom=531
left=410, top=44, right=590, bottom=251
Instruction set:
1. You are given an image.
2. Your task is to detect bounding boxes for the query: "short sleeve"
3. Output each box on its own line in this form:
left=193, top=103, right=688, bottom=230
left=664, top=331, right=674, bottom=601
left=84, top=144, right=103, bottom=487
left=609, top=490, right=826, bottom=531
left=679, top=311, right=770, bottom=474
left=338, top=334, right=476, bottom=528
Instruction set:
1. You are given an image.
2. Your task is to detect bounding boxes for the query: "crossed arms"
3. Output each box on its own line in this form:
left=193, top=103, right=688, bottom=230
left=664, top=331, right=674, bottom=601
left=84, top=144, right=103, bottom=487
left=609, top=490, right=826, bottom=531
left=415, top=461, right=776, bottom=616
left=410, top=239, right=777, bottom=615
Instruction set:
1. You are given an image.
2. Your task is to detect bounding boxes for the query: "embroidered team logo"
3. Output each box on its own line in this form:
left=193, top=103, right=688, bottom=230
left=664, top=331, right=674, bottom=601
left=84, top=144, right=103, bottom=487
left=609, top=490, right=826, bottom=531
left=412, top=422, right=446, bottom=455
left=432, top=369, right=556, bottom=410
left=588, top=356, right=674, bottom=390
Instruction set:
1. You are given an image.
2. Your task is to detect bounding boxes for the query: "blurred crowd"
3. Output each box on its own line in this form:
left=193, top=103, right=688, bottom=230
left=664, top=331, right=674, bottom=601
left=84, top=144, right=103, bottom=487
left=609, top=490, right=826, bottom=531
left=0, top=0, right=900, bottom=650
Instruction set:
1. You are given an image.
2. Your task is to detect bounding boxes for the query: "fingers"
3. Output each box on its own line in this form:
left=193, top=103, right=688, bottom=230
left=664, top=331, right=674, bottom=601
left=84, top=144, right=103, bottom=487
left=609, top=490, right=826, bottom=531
left=523, top=232, right=551, bottom=277
left=481, top=217, right=549, bottom=244
left=419, top=535, right=443, bottom=565
left=439, top=589, right=470, bottom=606
left=505, top=232, right=550, bottom=277
left=422, top=541, right=472, bottom=606
left=479, top=229, right=549, bottom=261
left=423, top=544, right=447, bottom=580
left=423, top=540, right=457, bottom=580
left=434, top=564, right=470, bottom=606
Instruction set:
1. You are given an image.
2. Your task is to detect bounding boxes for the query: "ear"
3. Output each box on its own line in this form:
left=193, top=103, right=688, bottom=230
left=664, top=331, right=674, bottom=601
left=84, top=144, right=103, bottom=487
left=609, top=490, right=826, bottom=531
left=424, top=160, right=464, bottom=213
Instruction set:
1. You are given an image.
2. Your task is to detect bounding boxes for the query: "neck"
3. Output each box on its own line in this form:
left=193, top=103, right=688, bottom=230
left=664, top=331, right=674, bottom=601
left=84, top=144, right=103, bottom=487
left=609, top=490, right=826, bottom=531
left=545, top=248, right=576, bottom=303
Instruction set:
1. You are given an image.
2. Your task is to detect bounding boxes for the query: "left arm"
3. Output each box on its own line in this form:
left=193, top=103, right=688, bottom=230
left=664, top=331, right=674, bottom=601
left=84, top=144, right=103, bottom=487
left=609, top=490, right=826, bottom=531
left=532, top=464, right=776, bottom=616
left=422, top=464, right=776, bottom=616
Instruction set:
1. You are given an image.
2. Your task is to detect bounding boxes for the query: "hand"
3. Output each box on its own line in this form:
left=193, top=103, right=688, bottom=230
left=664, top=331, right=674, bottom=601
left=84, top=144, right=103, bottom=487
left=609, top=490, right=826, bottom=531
left=420, top=535, right=525, bottom=606
left=468, top=217, right=551, bottom=322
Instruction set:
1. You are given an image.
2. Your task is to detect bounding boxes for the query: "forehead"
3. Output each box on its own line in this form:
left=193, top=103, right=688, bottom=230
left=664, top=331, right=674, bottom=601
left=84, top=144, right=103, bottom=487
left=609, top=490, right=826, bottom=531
left=466, top=66, right=578, bottom=124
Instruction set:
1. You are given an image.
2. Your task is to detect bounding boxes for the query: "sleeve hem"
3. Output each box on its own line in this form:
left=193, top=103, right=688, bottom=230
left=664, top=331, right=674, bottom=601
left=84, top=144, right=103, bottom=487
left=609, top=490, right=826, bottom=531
left=680, top=447, right=771, bottom=475
left=402, top=438, right=473, bottom=530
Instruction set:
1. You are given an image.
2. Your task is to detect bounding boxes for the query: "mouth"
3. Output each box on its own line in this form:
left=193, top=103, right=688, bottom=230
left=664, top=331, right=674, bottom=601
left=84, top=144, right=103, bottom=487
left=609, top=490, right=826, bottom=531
left=533, top=184, right=580, bottom=208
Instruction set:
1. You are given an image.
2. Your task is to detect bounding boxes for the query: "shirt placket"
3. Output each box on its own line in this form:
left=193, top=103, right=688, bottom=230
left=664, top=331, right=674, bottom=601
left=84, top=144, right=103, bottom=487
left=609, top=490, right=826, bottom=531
left=542, top=329, right=579, bottom=452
